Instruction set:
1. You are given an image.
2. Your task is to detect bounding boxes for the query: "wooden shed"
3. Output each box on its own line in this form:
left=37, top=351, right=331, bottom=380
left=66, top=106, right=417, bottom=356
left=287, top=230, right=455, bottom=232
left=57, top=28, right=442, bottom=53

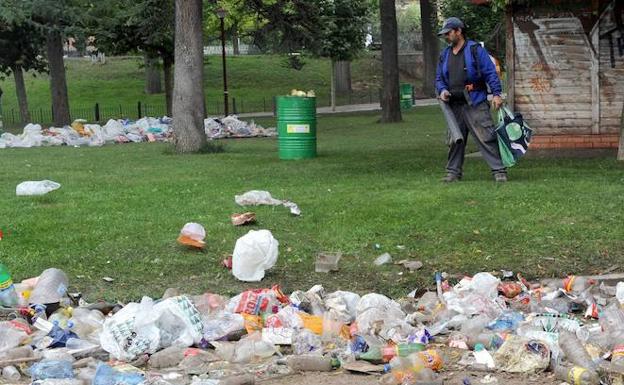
left=506, top=0, right=623, bottom=148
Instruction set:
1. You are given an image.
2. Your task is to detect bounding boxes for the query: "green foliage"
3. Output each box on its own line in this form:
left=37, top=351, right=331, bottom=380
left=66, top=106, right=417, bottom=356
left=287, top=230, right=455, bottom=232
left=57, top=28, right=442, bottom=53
left=203, top=0, right=257, bottom=43
left=242, top=0, right=321, bottom=53
left=242, top=0, right=373, bottom=61
left=314, top=0, right=372, bottom=61
left=0, top=21, right=47, bottom=78
left=439, top=0, right=505, bottom=59
left=86, top=0, right=174, bottom=60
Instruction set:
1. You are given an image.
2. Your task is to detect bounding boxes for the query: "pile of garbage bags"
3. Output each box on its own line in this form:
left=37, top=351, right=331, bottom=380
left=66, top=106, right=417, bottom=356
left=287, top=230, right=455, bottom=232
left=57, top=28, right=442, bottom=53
left=0, top=116, right=275, bottom=149
left=2, top=263, right=624, bottom=385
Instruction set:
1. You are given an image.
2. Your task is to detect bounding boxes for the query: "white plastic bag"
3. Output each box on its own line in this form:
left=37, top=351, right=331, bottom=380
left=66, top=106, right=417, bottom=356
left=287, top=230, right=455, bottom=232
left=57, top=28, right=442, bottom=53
left=202, top=312, right=245, bottom=341
left=235, top=190, right=301, bottom=216
left=470, top=272, right=501, bottom=299
left=325, top=291, right=361, bottom=323
left=16, top=180, right=61, bottom=196
left=153, top=295, right=204, bottom=348
left=99, top=297, right=161, bottom=361
left=232, top=230, right=278, bottom=282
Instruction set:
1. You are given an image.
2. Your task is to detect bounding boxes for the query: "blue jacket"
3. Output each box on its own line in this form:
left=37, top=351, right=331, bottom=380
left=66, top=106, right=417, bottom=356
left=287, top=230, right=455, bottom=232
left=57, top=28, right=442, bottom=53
left=435, top=40, right=502, bottom=106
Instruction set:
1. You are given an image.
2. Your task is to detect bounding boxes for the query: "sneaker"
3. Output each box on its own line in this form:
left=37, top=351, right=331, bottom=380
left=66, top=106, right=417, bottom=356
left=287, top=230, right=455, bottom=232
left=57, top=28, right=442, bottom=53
left=441, top=174, right=461, bottom=183
left=494, top=173, right=508, bottom=183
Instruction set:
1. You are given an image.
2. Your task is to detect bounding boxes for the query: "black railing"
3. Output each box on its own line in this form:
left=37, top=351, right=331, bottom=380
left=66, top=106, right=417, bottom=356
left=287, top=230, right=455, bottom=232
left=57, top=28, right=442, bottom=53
left=1, top=88, right=385, bottom=126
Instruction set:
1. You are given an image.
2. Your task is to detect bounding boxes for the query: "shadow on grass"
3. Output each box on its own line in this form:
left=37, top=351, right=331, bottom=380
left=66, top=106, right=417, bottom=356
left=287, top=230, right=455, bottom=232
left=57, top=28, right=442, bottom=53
left=163, top=141, right=226, bottom=155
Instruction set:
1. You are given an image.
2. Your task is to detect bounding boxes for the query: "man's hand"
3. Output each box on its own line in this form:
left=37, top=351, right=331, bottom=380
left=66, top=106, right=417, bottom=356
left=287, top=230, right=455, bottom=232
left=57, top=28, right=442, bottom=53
left=439, top=90, right=450, bottom=102
left=492, top=95, right=503, bottom=109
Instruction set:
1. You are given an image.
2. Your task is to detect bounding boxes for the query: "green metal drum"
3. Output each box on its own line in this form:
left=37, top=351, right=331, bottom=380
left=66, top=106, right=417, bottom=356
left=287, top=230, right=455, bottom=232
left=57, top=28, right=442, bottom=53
left=400, top=83, right=413, bottom=110
left=277, top=96, right=317, bottom=159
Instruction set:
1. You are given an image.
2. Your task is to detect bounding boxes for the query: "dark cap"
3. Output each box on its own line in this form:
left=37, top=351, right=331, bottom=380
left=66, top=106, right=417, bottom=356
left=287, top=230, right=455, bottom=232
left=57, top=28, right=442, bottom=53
left=437, top=17, right=465, bottom=36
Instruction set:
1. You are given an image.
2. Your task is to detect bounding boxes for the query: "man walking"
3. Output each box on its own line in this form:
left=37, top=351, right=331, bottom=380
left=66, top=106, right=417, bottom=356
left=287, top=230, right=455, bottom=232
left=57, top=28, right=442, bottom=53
left=436, top=17, right=507, bottom=182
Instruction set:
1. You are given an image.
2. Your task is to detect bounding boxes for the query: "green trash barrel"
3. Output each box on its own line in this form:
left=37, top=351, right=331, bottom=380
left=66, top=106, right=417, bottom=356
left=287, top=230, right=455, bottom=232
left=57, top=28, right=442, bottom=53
left=400, top=83, right=413, bottom=110
left=277, top=96, right=317, bottom=160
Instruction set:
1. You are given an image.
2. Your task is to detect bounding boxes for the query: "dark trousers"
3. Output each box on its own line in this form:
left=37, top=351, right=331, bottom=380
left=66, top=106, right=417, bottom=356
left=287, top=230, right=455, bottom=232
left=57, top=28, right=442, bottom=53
left=446, top=101, right=506, bottom=177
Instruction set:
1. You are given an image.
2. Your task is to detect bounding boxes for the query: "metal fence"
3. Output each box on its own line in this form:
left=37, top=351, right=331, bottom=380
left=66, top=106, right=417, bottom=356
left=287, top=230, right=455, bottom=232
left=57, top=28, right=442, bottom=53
left=1, top=88, right=384, bottom=126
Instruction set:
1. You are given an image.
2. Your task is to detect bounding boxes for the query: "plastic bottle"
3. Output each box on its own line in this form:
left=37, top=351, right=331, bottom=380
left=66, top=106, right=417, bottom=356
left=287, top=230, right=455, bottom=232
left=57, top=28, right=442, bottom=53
left=0, top=322, right=26, bottom=352
left=2, top=366, right=20, bottom=381
left=49, top=307, right=73, bottom=329
left=554, top=366, right=599, bottom=385
left=286, top=355, right=339, bottom=372
left=559, top=331, right=596, bottom=370
left=417, top=292, right=440, bottom=313
left=358, top=343, right=425, bottom=363
left=29, top=268, right=69, bottom=305
left=149, top=346, right=186, bottom=368
left=383, top=353, right=437, bottom=385
left=30, top=359, right=74, bottom=380
left=0, top=345, right=34, bottom=360
left=561, top=276, right=596, bottom=293
left=93, top=363, right=144, bottom=385
left=0, top=263, right=18, bottom=307
left=69, top=308, right=105, bottom=341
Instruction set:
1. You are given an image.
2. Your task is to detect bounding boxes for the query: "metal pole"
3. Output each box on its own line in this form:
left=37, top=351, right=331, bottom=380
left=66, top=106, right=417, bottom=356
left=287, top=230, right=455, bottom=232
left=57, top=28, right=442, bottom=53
left=220, top=17, right=229, bottom=116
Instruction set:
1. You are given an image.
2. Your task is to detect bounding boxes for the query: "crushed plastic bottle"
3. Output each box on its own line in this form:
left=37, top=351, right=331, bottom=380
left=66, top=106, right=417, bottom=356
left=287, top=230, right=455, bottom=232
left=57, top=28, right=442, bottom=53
left=560, top=276, right=596, bottom=293
left=358, top=343, right=425, bottom=363
left=29, top=268, right=69, bottom=306
left=286, top=355, right=339, bottom=372
left=382, top=353, right=436, bottom=385
left=2, top=366, right=20, bottom=381
left=92, top=363, right=144, bottom=385
left=554, top=366, right=599, bottom=385
left=558, top=331, right=596, bottom=370
left=30, top=360, right=74, bottom=380
left=149, top=346, right=186, bottom=368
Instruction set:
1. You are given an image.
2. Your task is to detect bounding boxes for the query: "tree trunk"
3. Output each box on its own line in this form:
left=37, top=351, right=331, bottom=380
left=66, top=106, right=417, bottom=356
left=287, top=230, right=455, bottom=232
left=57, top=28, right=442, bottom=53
left=618, top=103, right=624, bottom=161
left=335, top=60, right=352, bottom=93
left=46, top=30, right=71, bottom=126
left=380, top=0, right=402, bottom=123
left=12, top=65, right=30, bottom=123
left=163, top=55, right=174, bottom=117
left=172, top=0, right=206, bottom=153
left=420, top=0, right=439, bottom=98
left=232, top=23, right=240, bottom=55
left=331, top=60, right=336, bottom=111
left=144, top=53, right=162, bottom=94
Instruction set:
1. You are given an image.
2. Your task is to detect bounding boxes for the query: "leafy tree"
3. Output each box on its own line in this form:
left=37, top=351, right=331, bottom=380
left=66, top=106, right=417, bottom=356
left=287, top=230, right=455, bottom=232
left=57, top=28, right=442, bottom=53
left=439, top=0, right=505, bottom=62
left=87, top=0, right=175, bottom=114
left=0, top=20, right=46, bottom=122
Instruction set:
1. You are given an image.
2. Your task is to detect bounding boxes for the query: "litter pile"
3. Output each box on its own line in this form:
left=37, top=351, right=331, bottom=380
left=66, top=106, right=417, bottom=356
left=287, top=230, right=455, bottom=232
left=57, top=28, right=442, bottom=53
left=0, top=116, right=275, bottom=149
left=2, top=261, right=624, bottom=385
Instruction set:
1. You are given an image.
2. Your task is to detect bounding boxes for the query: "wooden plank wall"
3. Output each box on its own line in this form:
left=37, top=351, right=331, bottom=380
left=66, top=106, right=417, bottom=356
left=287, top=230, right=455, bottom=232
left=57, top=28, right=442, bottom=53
left=513, top=17, right=594, bottom=134
left=596, top=3, right=624, bottom=134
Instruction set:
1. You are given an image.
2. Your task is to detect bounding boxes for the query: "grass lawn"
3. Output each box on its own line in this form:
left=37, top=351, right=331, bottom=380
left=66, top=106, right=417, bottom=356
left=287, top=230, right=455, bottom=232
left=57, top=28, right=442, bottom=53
left=1, top=106, right=623, bottom=302
left=0, top=53, right=421, bottom=127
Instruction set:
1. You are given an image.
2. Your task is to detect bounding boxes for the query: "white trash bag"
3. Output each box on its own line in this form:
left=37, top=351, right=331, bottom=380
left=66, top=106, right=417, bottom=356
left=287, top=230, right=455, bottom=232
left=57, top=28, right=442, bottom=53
left=99, top=297, right=162, bottom=361
left=16, top=180, right=61, bottom=196
left=232, top=230, right=279, bottom=282
left=235, top=190, right=301, bottom=216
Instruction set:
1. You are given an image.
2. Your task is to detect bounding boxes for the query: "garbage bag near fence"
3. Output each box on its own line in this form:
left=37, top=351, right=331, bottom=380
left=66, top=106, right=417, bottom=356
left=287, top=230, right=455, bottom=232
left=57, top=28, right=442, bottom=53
left=0, top=115, right=275, bottom=149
